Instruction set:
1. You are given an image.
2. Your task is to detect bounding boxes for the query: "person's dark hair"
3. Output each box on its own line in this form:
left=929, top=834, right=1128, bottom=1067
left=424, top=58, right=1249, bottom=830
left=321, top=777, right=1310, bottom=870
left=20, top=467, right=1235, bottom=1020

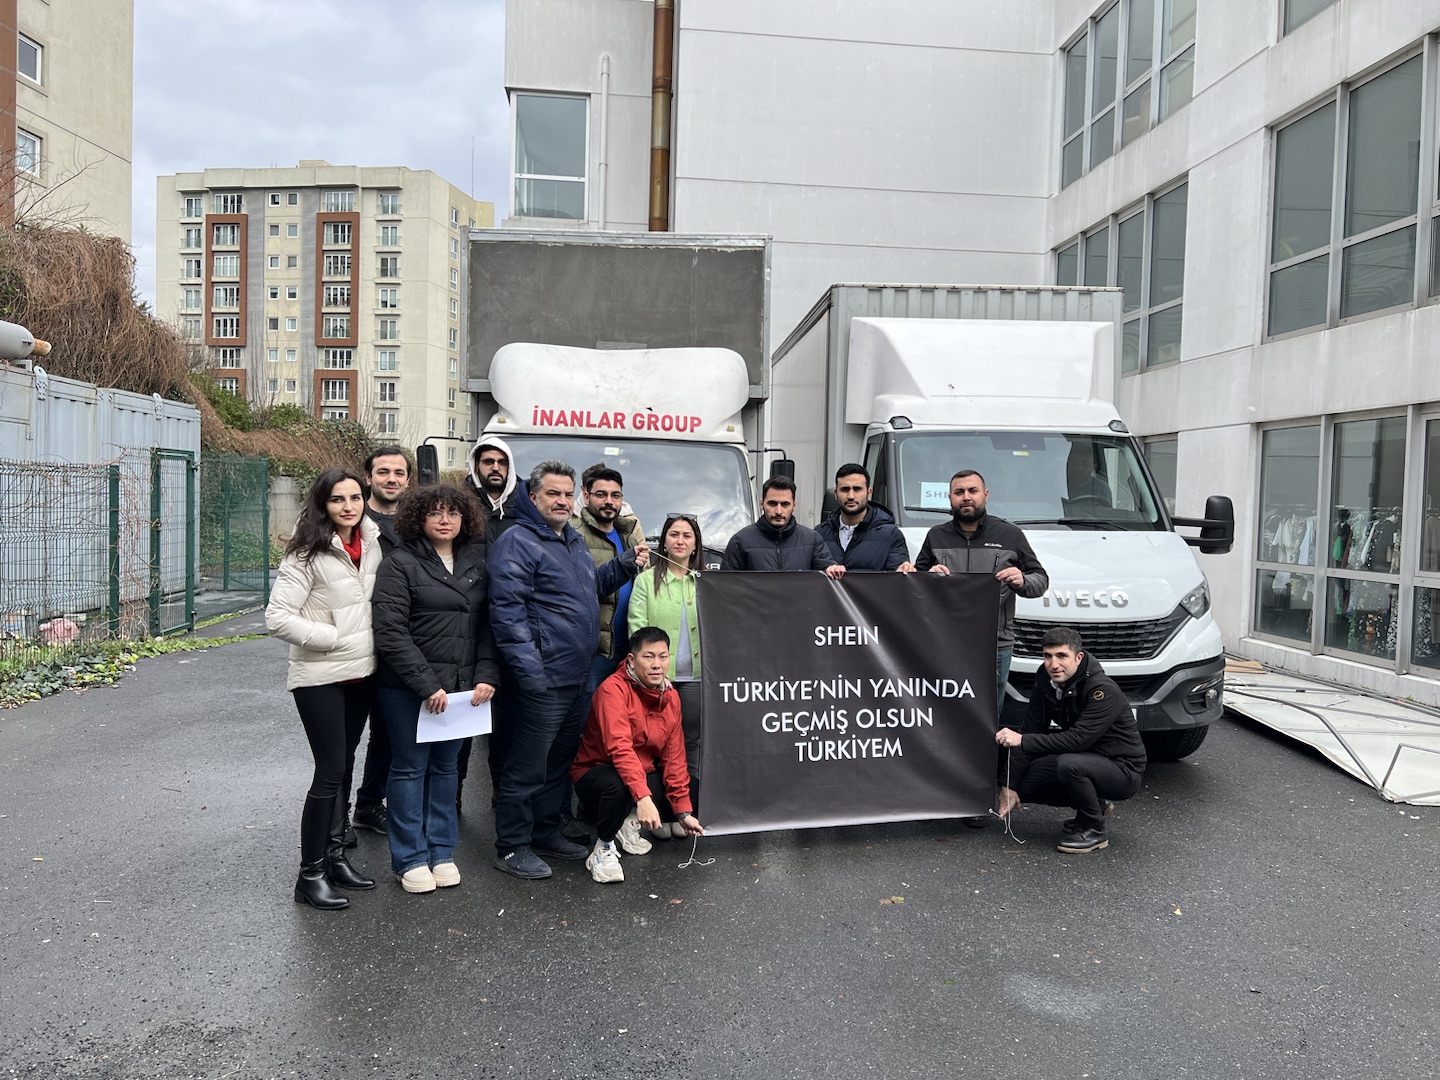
left=364, top=445, right=414, bottom=476
left=582, top=464, right=624, bottom=492
left=473, top=441, right=510, bottom=466
left=951, top=468, right=986, bottom=487
left=762, top=475, right=798, bottom=499
left=1041, top=626, right=1084, bottom=654
left=285, top=468, right=367, bottom=561
left=528, top=460, right=576, bottom=491
left=628, top=626, right=671, bottom=653
left=652, top=513, right=704, bottom=588
left=393, top=483, right=485, bottom=543
left=834, top=463, right=869, bottom=486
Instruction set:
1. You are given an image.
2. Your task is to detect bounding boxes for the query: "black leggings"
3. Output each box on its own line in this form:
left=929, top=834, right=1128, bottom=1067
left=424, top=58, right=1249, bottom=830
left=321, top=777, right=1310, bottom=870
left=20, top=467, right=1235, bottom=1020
left=292, top=681, right=372, bottom=801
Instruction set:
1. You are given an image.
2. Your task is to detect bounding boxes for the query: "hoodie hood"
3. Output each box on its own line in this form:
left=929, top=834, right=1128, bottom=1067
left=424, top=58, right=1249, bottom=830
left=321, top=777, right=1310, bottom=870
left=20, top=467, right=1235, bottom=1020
left=468, top=433, right=518, bottom=510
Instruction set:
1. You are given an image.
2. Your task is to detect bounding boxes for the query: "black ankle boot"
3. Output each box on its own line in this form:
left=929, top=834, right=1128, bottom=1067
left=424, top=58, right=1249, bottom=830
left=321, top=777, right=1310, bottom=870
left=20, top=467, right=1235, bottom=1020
left=295, top=861, right=349, bottom=909
left=328, top=794, right=375, bottom=889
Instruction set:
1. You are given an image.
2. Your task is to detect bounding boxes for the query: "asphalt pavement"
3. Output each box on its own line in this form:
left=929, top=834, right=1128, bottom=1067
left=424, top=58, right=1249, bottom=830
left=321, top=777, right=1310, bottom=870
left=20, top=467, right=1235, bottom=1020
left=2, top=623, right=1437, bottom=1079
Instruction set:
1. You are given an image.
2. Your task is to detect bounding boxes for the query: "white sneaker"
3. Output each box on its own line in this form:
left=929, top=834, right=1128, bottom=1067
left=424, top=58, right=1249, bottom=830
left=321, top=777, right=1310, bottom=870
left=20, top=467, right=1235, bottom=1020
left=586, top=840, right=624, bottom=884
left=616, top=811, right=652, bottom=855
left=431, top=861, right=461, bottom=888
left=399, top=865, right=436, bottom=893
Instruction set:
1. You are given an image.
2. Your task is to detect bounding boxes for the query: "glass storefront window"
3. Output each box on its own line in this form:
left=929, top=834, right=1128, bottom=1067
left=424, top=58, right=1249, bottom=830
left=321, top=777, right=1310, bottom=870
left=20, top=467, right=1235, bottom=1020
left=1257, top=569, right=1316, bottom=643
left=1422, top=420, right=1440, bottom=574
left=1412, top=588, right=1440, bottom=671
left=1329, top=416, right=1405, bottom=572
left=1325, top=578, right=1398, bottom=659
left=1258, top=426, right=1320, bottom=563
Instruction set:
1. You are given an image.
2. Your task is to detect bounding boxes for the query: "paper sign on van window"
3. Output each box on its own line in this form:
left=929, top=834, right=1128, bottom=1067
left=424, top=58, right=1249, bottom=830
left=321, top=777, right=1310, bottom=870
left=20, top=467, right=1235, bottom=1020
left=920, top=482, right=950, bottom=508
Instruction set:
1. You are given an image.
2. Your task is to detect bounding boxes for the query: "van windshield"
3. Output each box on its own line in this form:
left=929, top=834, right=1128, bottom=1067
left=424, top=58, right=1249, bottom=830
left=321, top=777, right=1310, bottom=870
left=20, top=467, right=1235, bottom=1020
left=893, top=431, right=1165, bottom=531
left=498, top=435, right=755, bottom=550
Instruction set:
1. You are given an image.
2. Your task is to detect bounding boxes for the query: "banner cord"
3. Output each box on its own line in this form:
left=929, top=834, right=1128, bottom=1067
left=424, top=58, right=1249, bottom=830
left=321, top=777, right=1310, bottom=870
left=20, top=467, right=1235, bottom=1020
left=678, top=835, right=715, bottom=868
left=988, top=747, right=1026, bottom=844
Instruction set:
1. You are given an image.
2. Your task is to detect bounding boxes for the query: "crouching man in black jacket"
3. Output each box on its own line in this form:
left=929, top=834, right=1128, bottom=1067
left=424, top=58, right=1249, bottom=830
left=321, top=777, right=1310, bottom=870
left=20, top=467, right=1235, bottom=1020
left=995, top=626, right=1146, bottom=853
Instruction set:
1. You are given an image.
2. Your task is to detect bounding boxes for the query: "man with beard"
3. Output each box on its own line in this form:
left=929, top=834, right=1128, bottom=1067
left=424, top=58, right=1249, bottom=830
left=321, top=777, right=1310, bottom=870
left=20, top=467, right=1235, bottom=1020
left=815, top=463, right=909, bottom=571
left=721, top=476, right=845, bottom=577
left=464, top=435, right=520, bottom=542
left=574, top=465, right=647, bottom=694
left=902, top=469, right=1048, bottom=827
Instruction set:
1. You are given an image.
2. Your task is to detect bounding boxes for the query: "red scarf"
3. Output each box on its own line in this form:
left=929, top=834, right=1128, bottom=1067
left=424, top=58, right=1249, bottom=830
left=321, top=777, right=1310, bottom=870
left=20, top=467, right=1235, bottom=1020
left=339, top=528, right=362, bottom=567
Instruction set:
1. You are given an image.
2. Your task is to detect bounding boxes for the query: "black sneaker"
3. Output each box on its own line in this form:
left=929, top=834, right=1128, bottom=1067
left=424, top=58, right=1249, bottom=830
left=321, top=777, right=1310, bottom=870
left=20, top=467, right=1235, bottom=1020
left=1056, top=828, right=1109, bottom=854
left=1062, top=801, right=1114, bottom=833
left=533, top=833, right=589, bottom=861
left=560, top=812, right=592, bottom=844
left=961, top=815, right=989, bottom=829
left=353, top=803, right=388, bottom=834
left=493, top=846, right=553, bottom=879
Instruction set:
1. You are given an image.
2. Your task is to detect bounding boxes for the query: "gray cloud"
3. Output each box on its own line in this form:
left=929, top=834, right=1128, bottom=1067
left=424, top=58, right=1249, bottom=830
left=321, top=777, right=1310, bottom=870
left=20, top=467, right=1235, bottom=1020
left=132, top=0, right=509, bottom=307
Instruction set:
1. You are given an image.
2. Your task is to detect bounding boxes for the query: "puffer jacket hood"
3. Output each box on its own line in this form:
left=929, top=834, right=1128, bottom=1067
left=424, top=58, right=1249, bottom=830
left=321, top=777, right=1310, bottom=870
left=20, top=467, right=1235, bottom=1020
left=467, top=433, right=517, bottom=511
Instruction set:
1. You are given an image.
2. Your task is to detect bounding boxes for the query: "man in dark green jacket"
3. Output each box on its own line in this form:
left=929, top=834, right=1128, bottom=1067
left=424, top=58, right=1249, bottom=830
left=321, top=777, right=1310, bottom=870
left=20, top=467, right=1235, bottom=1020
left=996, top=626, right=1146, bottom=853
left=573, top=464, right=648, bottom=695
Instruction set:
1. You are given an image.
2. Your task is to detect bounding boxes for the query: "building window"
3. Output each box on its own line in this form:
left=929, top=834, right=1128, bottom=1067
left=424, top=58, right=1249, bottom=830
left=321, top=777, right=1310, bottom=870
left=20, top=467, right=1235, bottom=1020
left=379, top=192, right=400, bottom=215
left=450, top=268, right=458, bottom=290
left=267, top=317, right=280, bottom=331
left=216, top=377, right=241, bottom=395
left=182, top=288, right=202, bottom=312
left=323, top=190, right=356, bottom=213
left=268, top=223, right=280, bottom=237
left=213, top=285, right=240, bottom=309
left=447, top=418, right=457, bottom=439
left=450, top=238, right=460, bottom=259
left=379, top=256, right=399, bottom=278
left=286, top=286, right=298, bottom=300
left=268, top=255, right=280, bottom=269
left=17, top=34, right=42, bottom=83
left=1060, top=0, right=1195, bottom=189
left=447, top=446, right=456, bottom=467
left=379, top=225, right=399, bottom=247
left=1055, top=180, right=1187, bottom=372
left=286, top=348, right=297, bottom=362
left=287, top=255, right=298, bottom=269
left=324, top=284, right=352, bottom=308
left=183, top=196, right=205, bottom=219
left=447, top=388, right=457, bottom=409
left=267, top=285, right=280, bottom=300
left=214, top=254, right=239, bottom=277
left=16, top=129, right=40, bottom=177
left=269, top=192, right=282, bottom=206
left=376, top=411, right=398, bottom=435
left=268, top=348, right=279, bottom=362
left=267, top=377, right=279, bottom=393
left=377, top=349, right=398, bottom=371
left=213, top=316, right=241, bottom=339
left=450, top=206, right=461, bottom=227
left=285, top=378, right=298, bottom=392
left=323, top=221, right=352, bottom=246
left=287, top=222, right=298, bottom=238
left=321, top=379, right=350, bottom=403
left=449, top=357, right=458, bottom=377
left=449, top=298, right=458, bottom=320
left=448, top=328, right=458, bottom=350
left=323, top=408, right=349, bottom=421
left=182, top=316, right=202, bottom=339
left=513, top=93, right=588, bottom=219
left=287, top=191, right=299, bottom=206
left=378, top=318, right=399, bottom=341
left=1267, top=54, right=1427, bottom=338
left=183, top=258, right=202, bottom=280
left=214, top=193, right=243, bottom=214
left=322, top=315, right=350, bottom=338
left=378, top=287, right=398, bottom=309
left=285, top=317, right=297, bottom=331
left=216, top=347, right=243, bottom=367
left=323, top=348, right=354, bottom=368
left=323, top=253, right=352, bottom=277
left=377, top=380, right=397, bottom=404
left=1284, top=0, right=1335, bottom=35
left=213, top=223, right=240, bottom=246
left=182, top=227, right=203, bottom=249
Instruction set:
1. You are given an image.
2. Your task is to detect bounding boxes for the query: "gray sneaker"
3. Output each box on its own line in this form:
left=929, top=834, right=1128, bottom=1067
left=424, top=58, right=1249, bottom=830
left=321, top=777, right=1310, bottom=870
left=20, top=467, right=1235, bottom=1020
left=493, top=846, right=553, bottom=879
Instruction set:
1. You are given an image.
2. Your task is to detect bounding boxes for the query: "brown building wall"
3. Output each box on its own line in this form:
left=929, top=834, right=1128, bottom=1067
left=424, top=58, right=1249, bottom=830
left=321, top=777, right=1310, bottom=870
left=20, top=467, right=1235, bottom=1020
left=202, top=212, right=249, bottom=347
left=312, top=369, right=357, bottom=420
left=314, top=211, right=359, bottom=348
left=0, top=0, right=18, bottom=226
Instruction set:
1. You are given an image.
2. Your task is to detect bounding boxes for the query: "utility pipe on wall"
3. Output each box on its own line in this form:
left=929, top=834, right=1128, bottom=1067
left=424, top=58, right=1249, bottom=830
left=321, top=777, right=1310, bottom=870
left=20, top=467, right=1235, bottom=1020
left=649, top=0, right=674, bottom=231
left=598, top=53, right=611, bottom=229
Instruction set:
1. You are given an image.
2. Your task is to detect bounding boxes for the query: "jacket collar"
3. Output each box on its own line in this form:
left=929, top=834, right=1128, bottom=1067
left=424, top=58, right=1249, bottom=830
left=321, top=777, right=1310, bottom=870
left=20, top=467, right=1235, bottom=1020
left=577, top=506, right=638, bottom=539
left=756, top=515, right=797, bottom=542
left=513, top=480, right=581, bottom=543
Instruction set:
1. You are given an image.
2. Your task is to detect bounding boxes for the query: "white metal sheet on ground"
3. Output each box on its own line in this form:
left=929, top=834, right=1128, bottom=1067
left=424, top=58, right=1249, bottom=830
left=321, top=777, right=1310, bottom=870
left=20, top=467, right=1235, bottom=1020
left=1224, top=662, right=1440, bottom=805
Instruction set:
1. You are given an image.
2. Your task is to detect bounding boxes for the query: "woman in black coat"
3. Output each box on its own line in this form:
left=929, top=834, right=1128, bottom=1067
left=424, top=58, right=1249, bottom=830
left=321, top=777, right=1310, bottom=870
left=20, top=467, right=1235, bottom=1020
left=372, top=484, right=500, bottom=894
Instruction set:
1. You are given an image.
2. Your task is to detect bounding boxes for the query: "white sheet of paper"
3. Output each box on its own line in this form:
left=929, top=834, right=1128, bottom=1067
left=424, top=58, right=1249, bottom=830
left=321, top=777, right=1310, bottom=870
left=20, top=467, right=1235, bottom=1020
left=416, top=693, right=492, bottom=743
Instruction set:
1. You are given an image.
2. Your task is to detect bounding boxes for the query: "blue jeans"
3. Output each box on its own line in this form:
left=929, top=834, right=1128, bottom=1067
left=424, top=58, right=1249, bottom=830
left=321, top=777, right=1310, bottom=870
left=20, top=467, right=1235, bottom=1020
left=494, top=683, right=590, bottom=854
left=377, top=685, right=462, bottom=876
left=995, top=647, right=1013, bottom=723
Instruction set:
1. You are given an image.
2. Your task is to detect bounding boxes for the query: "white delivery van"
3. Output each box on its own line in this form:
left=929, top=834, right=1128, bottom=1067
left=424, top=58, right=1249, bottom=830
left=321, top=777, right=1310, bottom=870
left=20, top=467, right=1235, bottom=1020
left=770, top=285, right=1233, bottom=759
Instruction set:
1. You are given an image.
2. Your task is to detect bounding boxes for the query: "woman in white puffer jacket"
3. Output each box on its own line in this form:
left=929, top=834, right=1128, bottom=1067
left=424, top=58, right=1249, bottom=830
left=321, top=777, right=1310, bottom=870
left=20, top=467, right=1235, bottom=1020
left=265, top=467, right=381, bottom=911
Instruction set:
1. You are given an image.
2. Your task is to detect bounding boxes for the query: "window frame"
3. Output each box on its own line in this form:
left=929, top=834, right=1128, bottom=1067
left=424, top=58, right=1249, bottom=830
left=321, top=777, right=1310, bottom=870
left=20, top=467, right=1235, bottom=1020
left=511, top=90, right=590, bottom=220
left=17, top=33, right=42, bottom=84
left=15, top=128, right=41, bottom=177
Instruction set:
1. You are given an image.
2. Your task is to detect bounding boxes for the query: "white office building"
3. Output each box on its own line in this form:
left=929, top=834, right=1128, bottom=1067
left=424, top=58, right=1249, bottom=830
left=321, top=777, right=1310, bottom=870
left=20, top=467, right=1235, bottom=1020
left=504, top=0, right=1440, bottom=704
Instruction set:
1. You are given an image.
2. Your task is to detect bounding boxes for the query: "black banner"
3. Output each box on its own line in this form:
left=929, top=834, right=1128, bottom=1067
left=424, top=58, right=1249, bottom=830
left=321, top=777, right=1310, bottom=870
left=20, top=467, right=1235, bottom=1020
left=696, top=572, right=1000, bottom=835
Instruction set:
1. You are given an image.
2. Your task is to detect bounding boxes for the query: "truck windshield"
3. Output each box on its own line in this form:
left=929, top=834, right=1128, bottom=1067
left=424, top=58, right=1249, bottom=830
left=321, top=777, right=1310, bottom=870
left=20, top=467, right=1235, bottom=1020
left=499, top=435, right=755, bottom=549
left=893, top=431, right=1165, bottom=531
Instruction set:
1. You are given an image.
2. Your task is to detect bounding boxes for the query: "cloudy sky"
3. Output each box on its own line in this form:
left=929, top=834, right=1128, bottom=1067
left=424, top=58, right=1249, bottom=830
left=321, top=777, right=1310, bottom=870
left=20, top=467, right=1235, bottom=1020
left=131, top=0, right=509, bottom=307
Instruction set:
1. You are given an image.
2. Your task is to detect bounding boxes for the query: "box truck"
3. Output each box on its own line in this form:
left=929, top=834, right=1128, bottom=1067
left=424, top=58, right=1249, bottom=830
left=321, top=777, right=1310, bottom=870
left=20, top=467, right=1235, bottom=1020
left=769, top=284, right=1233, bottom=760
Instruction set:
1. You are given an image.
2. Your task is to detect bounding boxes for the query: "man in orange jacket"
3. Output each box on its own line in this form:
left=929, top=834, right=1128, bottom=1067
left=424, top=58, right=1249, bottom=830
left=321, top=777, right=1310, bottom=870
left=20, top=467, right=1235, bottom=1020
left=570, top=627, right=704, bottom=883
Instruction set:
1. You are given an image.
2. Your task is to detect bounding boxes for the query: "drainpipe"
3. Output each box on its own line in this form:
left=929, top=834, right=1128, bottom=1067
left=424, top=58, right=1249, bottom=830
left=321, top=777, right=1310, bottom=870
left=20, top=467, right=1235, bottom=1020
left=598, top=53, right=611, bottom=229
left=649, top=0, right=674, bottom=231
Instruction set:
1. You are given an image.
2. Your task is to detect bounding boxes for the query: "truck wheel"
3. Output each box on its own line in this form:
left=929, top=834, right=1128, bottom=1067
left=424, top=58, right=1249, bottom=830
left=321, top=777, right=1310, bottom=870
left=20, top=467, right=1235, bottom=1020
left=1142, top=726, right=1209, bottom=762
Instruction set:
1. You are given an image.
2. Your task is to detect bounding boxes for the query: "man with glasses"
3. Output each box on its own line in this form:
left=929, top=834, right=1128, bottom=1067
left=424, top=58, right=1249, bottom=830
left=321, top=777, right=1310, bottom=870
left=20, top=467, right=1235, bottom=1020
left=574, top=465, right=648, bottom=694
left=464, top=435, right=520, bottom=542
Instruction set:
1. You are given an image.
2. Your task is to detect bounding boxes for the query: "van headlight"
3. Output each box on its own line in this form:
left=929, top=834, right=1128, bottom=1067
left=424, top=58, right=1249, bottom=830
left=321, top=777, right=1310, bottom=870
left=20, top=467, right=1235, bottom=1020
left=1179, top=582, right=1210, bottom=619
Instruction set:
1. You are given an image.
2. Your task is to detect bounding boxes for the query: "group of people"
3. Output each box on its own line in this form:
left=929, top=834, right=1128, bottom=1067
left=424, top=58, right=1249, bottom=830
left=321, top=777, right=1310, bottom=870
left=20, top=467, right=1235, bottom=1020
left=266, top=440, right=1150, bottom=910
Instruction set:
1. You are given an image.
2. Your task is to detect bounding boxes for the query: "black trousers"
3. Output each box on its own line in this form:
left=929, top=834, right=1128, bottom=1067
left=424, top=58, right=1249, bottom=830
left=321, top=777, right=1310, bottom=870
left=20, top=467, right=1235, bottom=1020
left=354, top=684, right=393, bottom=809
left=574, top=765, right=675, bottom=843
left=292, top=681, right=371, bottom=801
left=1013, top=752, right=1140, bottom=831
left=675, top=678, right=703, bottom=810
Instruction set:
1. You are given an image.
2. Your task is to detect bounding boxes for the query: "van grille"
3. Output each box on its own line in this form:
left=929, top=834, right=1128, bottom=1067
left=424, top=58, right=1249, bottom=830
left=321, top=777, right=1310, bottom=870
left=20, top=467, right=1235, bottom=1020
left=1012, top=606, right=1189, bottom=661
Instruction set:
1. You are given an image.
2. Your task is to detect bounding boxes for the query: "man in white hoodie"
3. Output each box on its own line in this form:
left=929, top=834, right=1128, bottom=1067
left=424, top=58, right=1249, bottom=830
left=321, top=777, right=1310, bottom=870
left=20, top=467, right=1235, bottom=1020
left=463, top=435, right=520, bottom=543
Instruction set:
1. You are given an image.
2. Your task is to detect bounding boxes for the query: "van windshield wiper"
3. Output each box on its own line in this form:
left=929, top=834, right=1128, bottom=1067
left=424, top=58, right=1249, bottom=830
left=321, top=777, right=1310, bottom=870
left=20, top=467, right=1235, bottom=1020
left=1015, top=517, right=1136, bottom=531
left=903, top=505, right=949, bottom=513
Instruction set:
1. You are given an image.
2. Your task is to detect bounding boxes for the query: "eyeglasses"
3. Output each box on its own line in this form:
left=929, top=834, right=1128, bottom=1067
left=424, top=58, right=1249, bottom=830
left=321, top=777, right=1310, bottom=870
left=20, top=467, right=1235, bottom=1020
left=476, top=455, right=508, bottom=468
left=666, top=512, right=700, bottom=525
left=425, top=508, right=462, bottom=520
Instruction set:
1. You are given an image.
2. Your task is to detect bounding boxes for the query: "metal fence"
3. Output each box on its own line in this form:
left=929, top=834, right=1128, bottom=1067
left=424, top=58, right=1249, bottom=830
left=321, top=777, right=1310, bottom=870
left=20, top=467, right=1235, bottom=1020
left=198, top=454, right=270, bottom=612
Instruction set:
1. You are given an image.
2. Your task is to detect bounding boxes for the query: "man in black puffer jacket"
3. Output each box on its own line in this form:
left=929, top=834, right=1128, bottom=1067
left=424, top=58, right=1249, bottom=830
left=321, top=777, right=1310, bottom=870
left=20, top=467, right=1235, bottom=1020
left=815, top=463, right=909, bottom=572
left=995, top=626, right=1146, bottom=854
left=721, top=476, right=845, bottom=577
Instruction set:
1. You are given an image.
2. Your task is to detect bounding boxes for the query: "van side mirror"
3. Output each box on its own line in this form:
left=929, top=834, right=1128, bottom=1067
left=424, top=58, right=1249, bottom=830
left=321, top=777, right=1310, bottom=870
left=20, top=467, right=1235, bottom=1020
left=821, top=489, right=840, bottom=516
left=1174, top=495, right=1234, bottom=555
left=770, top=458, right=796, bottom=481
left=416, top=443, right=439, bottom=485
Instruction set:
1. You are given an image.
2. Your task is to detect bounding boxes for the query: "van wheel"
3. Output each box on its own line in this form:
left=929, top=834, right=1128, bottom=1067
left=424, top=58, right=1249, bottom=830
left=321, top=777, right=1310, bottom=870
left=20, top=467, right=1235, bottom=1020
left=1142, top=726, right=1209, bottom=761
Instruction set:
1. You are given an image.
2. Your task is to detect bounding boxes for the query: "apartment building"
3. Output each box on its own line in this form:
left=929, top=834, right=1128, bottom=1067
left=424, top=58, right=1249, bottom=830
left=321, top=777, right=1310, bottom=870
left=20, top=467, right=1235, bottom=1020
left=157, top=162, right=493, bottom=447
left=2, top=0, right=133, bottom=239
left=505, top=0, right=1440, bottom=704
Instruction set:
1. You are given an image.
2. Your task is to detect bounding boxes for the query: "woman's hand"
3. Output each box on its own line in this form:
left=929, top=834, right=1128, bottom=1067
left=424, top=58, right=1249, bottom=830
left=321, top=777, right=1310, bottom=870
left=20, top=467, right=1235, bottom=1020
left=471, top=683, right=496, bottom=705
left=424, top=689, right=449, bottom=713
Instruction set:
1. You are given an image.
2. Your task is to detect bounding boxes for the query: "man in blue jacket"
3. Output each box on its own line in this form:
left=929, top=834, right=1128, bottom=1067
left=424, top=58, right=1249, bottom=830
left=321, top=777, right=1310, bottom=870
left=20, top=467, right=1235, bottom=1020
left=815, top=463, right=910, bottom=571
left=488, top=461, right=647, bottom=880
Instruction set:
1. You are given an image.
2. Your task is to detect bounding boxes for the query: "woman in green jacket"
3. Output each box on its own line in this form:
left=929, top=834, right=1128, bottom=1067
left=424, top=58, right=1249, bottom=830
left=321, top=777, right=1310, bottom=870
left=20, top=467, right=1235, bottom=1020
left=627, top=513, right=703, bottom=838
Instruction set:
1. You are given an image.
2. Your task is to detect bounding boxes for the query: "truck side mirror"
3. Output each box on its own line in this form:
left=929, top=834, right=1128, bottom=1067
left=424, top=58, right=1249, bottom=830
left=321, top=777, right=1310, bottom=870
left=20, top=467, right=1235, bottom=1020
left=821, top=489, right=840, bottom=516
left=416, top=443, right=439, bottom=486
left=770, top=458, right=796, bottom=481
left=1175, top=495, right=1234, bottom=555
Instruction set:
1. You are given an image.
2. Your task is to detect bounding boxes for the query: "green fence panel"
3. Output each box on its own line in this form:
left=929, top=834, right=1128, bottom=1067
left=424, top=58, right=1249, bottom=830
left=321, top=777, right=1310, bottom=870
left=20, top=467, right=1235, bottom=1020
left=198, top=454, right=271, bottom=608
